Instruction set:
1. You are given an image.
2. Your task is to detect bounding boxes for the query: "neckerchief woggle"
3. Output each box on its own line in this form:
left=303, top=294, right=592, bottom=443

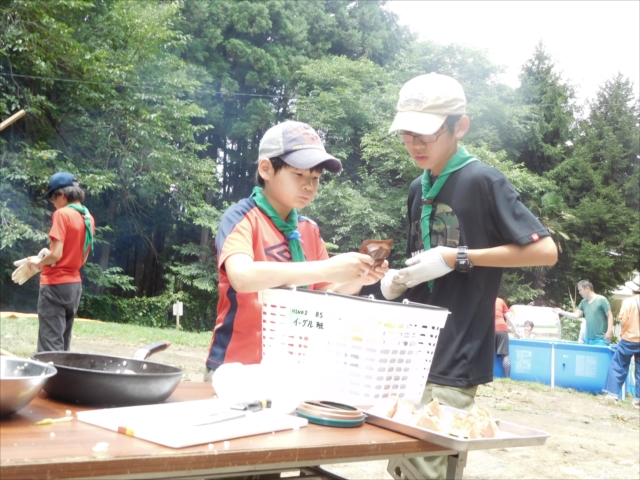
left=421, top=146, right=477, bottom=290
left=65, top=203, right=94, bottom=261
left=251, top=187, right=307, bottom=289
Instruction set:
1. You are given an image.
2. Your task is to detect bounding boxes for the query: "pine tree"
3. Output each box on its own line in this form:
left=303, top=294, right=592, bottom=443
left=548, top=74, right=640, bottom=295
left=513, top=42, right=576, bottom=175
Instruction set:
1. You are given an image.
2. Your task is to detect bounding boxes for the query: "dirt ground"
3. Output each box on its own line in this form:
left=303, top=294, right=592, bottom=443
left=3, top=324, right=639, bottom=479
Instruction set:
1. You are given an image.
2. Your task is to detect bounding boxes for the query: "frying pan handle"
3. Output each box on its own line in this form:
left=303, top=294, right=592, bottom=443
left=132, top=341, right=172, bottom=360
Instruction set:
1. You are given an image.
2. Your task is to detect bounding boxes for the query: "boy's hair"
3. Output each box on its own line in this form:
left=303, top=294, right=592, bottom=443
left=524, top=320, right=534, bottom=328
left=577, top=280, right=594, bottom=291
left=51, top=177, right=85, bottom=203
left=445, top=115, right=463, bottom=132
left=255, top=157, right=325, bottom=187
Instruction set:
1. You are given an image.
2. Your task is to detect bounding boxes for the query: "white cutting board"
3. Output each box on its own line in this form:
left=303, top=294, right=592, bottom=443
left=77, top=399, right=308, bottom=448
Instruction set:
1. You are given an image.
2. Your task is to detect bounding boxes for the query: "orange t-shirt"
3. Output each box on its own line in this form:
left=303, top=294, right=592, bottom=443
left=619, top=295, right=640, bottom=343
left=206, top=198, right=330, bottom=369
left=494, top=298, right=510, bottom=332
left=40, top=206, right=96, bottom=285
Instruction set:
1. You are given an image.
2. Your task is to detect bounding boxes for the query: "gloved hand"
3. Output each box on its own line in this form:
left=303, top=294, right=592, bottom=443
left=380, top=269, right=408, bottom=300
left=395, top=247, right=453, bottom=288
left=11, top=248, right=50, bottom=285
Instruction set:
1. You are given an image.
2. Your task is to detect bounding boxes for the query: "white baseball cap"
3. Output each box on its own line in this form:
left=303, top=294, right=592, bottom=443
left=388, top=73, right=466, bottom=135
left=258, top=121, right=342, bottom=173
left=625, top=274, right=640, bottom=293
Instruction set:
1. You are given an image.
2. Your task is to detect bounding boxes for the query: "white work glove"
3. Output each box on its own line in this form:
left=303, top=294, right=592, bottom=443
left=396, top=247, right=453, bottom=288
left=380, top=269, right=408, bottom=300
left=11, top=248, right=49, bottom=285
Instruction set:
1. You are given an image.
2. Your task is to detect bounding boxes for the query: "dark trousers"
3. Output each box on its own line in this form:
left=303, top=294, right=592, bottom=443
left=603, top=339, right=640, bottom=398
left=37, top=283, right=82, bottom=352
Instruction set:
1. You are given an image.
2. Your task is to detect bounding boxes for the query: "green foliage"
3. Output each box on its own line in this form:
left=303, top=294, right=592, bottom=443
left=79, top=290, right=192, bottom=330
left=1, top=0, right=221, bottom=322
left=498, top=271, right=542, bottom=305
left=560, top=316, right=582, bottom=342
left=1, top=1, right=637, bottom=324
left=546, top=74, right=640, bottom=296
left=82, top=263, right=136, bottom=293
left=514, top=42, right=576, bottom=174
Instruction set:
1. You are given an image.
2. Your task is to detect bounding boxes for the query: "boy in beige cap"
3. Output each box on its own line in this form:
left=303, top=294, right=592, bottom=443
left=383, top=73, right=558, bottom=478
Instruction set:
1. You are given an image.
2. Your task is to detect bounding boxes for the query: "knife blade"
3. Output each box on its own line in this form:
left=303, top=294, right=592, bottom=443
left=191, top=410, right=248, bottom=427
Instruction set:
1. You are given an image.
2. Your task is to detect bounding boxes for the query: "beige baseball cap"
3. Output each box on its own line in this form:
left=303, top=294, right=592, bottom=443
left=388, top=73, right=466, bottom=135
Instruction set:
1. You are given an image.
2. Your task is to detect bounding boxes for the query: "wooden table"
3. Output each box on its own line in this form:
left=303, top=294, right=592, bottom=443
left=0, top=383, right=463, bottom=480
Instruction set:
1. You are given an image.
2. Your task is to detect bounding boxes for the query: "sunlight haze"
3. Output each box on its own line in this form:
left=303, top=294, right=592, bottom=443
left=387, top=1, right=640, bottom=105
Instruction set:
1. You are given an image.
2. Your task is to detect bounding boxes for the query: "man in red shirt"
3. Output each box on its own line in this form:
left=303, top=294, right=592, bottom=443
left=28, top=172, right=95, bottom=352
left=205, top=121, right=388, bottom=380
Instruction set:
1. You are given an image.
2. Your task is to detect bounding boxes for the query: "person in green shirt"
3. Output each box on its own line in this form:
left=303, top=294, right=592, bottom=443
left=554, top=280, right=613, bottom=345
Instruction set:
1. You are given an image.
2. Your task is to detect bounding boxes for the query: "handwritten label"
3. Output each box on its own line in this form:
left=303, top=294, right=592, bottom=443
left=289, top=307, right=326, bottom=330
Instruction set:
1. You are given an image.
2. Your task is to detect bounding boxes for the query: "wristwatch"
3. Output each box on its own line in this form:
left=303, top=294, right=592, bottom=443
left=455, top=246, right=473, bottom=273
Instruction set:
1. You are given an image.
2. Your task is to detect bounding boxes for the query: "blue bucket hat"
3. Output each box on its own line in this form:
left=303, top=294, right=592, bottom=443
left=43, top=172, right=77, bottom=198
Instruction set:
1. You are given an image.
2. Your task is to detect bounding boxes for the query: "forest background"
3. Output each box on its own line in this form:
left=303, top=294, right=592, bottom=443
left=1, top=0, right=638, bottom=335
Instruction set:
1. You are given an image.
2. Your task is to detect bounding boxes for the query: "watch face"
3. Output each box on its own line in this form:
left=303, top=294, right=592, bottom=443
left=456, top=260, right=472, bottom=272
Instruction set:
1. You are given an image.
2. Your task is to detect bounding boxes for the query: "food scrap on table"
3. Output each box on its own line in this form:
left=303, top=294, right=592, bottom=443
left=35, top=416, right=73, bottom=426
left=92, top=442, right=109, bottom=453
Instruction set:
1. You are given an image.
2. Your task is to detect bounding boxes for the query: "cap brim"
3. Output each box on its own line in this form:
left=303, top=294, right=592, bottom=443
left=281, top=149, right=342, bottom=174
left=388, top=111, right=447, bottom=135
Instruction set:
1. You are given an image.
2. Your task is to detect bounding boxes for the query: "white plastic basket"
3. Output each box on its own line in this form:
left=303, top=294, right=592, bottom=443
left=259, top=287, right=449, bottom=404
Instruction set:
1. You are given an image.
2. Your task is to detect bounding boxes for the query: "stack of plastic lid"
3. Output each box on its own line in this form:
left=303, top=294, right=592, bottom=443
left=295, top=400, right=365, bottom=428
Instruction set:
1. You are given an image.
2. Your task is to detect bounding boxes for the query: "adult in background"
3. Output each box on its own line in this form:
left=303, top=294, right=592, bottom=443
left=554, top=280, right=613, bottom=345
left=27, top=172, right=95, bottom=352
left=495, top=297, right=519, bottom=377
left=602, top=275, right=640, bottom=408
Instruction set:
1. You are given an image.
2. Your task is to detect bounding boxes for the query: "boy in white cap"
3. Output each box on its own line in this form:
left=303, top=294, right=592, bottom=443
left=383, top=74, right=557, bottom=478
left=26, top=172, right=95, bottom=352
left=204, top=121, right=387, bottom=380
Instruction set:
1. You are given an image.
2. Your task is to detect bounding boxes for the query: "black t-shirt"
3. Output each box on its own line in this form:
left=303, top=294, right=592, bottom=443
left=404, top=160, right=549, bottom=388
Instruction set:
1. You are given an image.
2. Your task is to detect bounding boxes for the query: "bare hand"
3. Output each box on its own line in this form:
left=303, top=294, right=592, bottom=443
left=358, top=260, right=389, bottom=286
left=324, top=252, right=375, bottom=284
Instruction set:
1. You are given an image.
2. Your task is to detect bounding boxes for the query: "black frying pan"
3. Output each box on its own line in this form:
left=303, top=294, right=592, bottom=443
left=31, top=341, right=183, bottom=407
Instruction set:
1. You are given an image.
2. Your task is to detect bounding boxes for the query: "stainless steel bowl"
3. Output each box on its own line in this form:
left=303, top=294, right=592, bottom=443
left=0, top=356, right=58, bottom=416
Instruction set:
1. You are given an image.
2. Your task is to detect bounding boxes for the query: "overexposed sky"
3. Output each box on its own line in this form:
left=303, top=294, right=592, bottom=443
left=387, top=1, right=640, bottom=105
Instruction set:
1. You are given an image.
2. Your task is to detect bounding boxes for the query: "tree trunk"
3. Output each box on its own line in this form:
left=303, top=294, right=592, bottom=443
left=142, top=226, right=166, bottom=297
left=134, top=241, right=145, bottom=294
left=533, top=267, right=547, bottom=306
left=199, top=190, right=214, bottom=261
left=95, top=194, right=117, bottom=294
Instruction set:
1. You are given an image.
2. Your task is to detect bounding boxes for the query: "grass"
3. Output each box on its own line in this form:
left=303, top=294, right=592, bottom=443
left=0, top=316, right=211, bottom=358
left=3, top=315, right=638, bottom=412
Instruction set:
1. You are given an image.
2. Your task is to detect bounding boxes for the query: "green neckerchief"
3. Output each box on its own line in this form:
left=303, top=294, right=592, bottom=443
left=420, top=146, right=477, bottom=290
left=65, top=203, right=94, bottom=260
left=251, top=187, right=307, bottom=288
